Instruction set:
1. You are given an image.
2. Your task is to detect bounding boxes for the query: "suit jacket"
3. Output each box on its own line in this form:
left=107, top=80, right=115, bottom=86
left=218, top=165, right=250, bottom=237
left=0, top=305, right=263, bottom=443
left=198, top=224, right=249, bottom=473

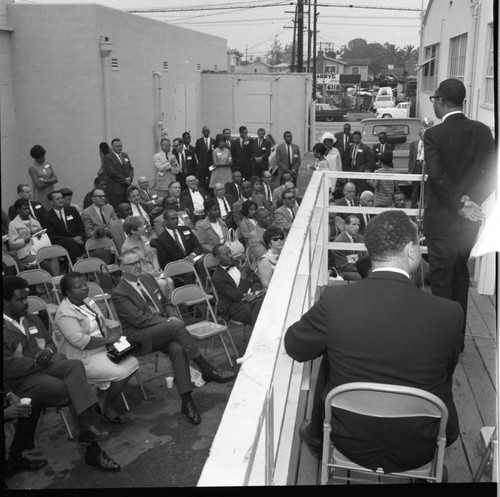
left=109, top=218, right=126, bottom=252
left=102, top=151, right=134, bottom=195
left=213, top=194, right=235, bottom=229
left=9, top=200, right=46, bottom=224
left=195, top=136, right=215, bottom=173
left=252, top=137, right=272, bottom=168
left=42, top=206, right=85, bottom=243
left=347, top=142, right=374, bottom=172
left=195, top=217, right=228, bottom=253
left=175, top=145, right=198, bottom=178
left=423, top=113, right=496, bottom=234
left=408, top=139, right=423, bottom=175
left=81, top=204, right=117, bottom=238
left=332, top=230, right=364, bottom=274
left=371, top=142, right=394, bottom=165
left=335, top=196, right=361, bottom=222
left=231, top=138, right=254, bottom=176
left=334, top=132, right=353, bottom=170
left=247, top=225, right=267, bottom=259
left=273, top=205, right=298, bottom=234
left=211, top=264, right=252, bottom=317
left=225, top=181, right=242, bottom=201
left=285, top=270, right=463, bottom=472
left=157, top=225, right=203, bottom=269
left=180, top=187, right=210, bottom=224
left=275, top=142, right=301, bottom=177
left=111, top=273, right=176, bottom=355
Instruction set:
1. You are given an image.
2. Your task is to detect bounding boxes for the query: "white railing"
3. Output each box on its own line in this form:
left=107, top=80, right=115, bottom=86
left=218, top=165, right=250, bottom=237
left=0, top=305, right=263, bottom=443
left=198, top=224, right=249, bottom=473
left=198, top=170, right=427, bottom=486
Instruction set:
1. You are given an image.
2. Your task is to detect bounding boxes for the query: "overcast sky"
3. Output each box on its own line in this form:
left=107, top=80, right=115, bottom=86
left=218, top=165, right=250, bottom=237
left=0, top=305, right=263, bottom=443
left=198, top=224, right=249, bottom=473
left=16, top=0, right=429, bottom=59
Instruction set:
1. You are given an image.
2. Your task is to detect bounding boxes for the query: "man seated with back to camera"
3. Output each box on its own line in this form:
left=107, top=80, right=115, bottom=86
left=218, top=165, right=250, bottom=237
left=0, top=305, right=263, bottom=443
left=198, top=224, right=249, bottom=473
left=285, top=211, right=463, bottom=473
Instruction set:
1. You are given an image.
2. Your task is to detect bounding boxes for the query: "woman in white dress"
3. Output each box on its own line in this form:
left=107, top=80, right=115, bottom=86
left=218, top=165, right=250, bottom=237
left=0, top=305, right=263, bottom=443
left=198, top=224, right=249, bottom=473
left=209, top=134, right=233, bottom=188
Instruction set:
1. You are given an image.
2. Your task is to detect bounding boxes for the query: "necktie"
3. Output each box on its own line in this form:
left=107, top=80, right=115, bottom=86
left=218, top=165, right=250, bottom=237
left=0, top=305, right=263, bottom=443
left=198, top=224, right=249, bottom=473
left=344, top=135, right=347, bottom=149
left=137, top=282, right=162, bottom=314
left=59, top=210, right=67, bottom=229
left=364, top=213, right=369, bottom=226
left=380, top=144, right=384, bottom=154
left=29, top=203, right=36, bottom=219
left=173, top=229, right=185, bottom=254
left=145, top=190, right=152, bottom=200
left=119, top=153, right=123, bottom=164
left=223, top=197, right=229, bottom=212
left=236, top=184, right=241, bottom=199
left=258, top=139, right=262, bottom=148
left=351, top=146, right=357, bottom=166
left=206, top=138, right=209, bottom=150
left=266, top=185, right=271, bottom=202
left=288, top=144, right=292, bottom=165
left=99, top=207, right=107, bottom=224
left=182, top=152, right=186, bottom=173
left=291, top=208, right=295, bottom=220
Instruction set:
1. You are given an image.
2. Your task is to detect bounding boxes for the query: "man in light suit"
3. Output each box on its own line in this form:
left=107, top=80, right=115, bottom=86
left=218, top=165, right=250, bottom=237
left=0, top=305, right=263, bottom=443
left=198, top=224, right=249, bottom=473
left=424, top=78, right=496, bottom=331
left=211, top=244, right=264, bottom=326
left=285, top=211, right=463, bottom=471
left=275, top=131, right=301, bottom=184
left=8, top=184, right=47, bottom=224
left=247, top=207, right=272, bottom=259
left=195, top=126, right=215, bottom=189
left=137, top=177, right=163, bottom=218
left=334, top=123, right=353, bottom=171
left=231, top=125, right=254, bottom=180
left=252, top=128, right=272, bottom=177
left=358, top=190, right=374, bottom=235
left=102, top=138, right=134, bottom=209
left=112, top=251, right=236, bottom=425
left=81, top=188, right=117, bottom=239
left=273, top=190, right=298, bottom=234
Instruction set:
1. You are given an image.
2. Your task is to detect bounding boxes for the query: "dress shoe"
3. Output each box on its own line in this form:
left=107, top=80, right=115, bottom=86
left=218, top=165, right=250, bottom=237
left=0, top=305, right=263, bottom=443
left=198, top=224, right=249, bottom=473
left=5, top=457, right=48, bottom=477
left=85, top=445, right=121, bottom=472
left=299, top=419, right=323, bottom=459
left=78, top=425, right=109, bottom=444
left=181, top=400, right=201, bottom=425
left=201, top=368, right=236, bottom=384
left=95, top=404, right=125, bottom=424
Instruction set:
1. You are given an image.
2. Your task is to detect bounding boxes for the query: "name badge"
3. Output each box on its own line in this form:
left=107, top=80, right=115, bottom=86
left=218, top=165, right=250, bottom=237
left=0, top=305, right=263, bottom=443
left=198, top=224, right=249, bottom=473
left=66, top=215, right=74, bottom=220
left=356, top=150, right=362, bottom=154
left=216, top=152, right=222, bottom=156
left=144, top=240, right=150, bottom=245
left=187, top=157, right=192, bottom=160
left=87, top=299, right=96, bottom=307
left=293, top=154, right=298, bottom=158
left=28, top=326, right=38, bottom=335
left=152, top=194, right=158, bottom=199
left=262, top=147, right=267, bottom=150
left=35, top=204, right=42, bottom=209
left=124, top=158, right=129, bottom=162
left=44, top=164, right=51, bottom=169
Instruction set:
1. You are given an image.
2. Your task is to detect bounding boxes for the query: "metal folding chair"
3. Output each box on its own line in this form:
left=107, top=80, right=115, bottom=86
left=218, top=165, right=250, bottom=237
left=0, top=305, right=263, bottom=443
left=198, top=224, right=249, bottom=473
left=84, top=237, right=121, bottom=274
left=2, top=252, right=20, bottom=274
left=73, top=257, right=116, bottom=292
left=321, top=382, right=448, bottom=484
left=164, top=259, right=213, bottom=305
left=19, top=268, right=60, bottom=318
left=35, top=244, right=74, bottom=286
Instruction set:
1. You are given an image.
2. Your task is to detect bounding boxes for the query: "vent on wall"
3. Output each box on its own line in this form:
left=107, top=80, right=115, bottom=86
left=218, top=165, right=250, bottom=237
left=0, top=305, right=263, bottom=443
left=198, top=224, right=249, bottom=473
left=214, top=64, right=218, bottom=71
left=163, top=61, right=168, bottom=71
left=111, top=58, right=119, bottom=70
left=197, top=63, right=201, bottom=71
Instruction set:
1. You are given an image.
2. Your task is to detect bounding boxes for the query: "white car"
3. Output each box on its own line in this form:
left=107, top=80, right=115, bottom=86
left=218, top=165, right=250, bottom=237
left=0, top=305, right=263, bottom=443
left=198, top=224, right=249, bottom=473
left=376, top=102, right=412, bottom=119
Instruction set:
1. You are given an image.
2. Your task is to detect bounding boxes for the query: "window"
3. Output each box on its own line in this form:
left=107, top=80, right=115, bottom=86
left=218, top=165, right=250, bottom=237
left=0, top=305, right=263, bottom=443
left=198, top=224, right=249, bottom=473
left=351, top=66, right=359, bottom=74
left=163, top=61, right=168, bottom=71
left=214, top=64, right=218, bottom=71
left=111, top=58, right=119, bottom=70
left=421, top=44, right=438, bottom=92
left=448, top=33, right=467, bottom=81
left=484, top=24, right=494, bottom=105
left=196, top=63, right=201, bottom=71
left=326, top=66, right=337, bottom=74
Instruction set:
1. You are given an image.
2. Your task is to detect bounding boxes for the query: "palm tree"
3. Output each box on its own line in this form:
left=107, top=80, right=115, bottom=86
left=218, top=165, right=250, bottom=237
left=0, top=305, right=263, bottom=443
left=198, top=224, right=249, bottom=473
left=399, top=45, right=419, bottom=73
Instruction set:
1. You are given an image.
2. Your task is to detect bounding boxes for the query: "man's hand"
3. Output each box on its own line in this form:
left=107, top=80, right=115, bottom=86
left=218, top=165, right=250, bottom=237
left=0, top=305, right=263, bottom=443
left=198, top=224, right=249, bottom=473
left=458, top=197, right=484, bottom=222
left=125, top=177, right=132, bottom=185
left=95, top=227, right=106, bottom=238
left=74, top=236, right=84, bottom=245
left=33, top=348, right=53, bottom=366
left=4, top=403, right=31, bottom=420
left=185, top=253, right=196, bottom=263
left=241, top=293, right=254, bottom=303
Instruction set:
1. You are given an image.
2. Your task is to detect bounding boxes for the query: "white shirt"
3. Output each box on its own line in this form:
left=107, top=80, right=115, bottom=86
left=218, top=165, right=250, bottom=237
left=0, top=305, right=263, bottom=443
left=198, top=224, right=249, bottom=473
left=4, top=314, right=27, bottom=335
left=441, top=110, right=463, bottom=122
left=166, top=227, right=186, bottom=253
left=417, top=139, right=424, bottom=161
left=217, top=197, right=229, bottom=217
left=371, top=267, right=410, bottom=279
left=131, top=203, right=150, bottom=222
left=189, top=189, right=204, bottom=212
left=210, top=221, right=223, bottom=240
left=221, top=265, right=241, bottom=287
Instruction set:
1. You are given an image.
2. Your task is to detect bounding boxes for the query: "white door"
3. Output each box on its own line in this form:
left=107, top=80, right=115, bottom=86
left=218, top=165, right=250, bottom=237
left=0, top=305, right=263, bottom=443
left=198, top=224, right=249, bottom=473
left=234, top=79, right=272, bottom=134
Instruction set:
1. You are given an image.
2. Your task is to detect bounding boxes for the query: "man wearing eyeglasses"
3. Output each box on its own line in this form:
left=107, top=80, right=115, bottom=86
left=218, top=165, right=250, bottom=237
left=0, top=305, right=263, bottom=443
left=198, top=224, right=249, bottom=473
left=424, top=79, right=496, bottom=339
left=81, top=189, right=117, bottom=239
left=112, top=250, right=235, bottom=425
left=273, top=191, right=298, bottom=234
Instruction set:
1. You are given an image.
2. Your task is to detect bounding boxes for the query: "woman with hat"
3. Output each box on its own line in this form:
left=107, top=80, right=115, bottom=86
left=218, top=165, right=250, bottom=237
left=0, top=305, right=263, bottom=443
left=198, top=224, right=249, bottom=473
left=28, top=145, right=59, bottom=209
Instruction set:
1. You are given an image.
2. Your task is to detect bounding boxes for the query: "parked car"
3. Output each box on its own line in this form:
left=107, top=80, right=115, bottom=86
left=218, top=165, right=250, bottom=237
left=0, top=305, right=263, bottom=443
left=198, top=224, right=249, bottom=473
left=376, top=102, right=412, bottom=119
left=315, top=103, right=348, bottom=122
left=359, top=117, right=421, bottom=186
left=373, top=87, right=395, bottom=109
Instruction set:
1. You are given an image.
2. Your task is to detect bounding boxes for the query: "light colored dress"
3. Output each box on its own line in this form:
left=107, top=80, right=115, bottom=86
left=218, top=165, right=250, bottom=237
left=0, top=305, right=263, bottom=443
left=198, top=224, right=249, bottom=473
left=28, top=160, right=58, bottom=209
left=210, top=147, right=232, bottom=187
left=371, top=166, right=399, bottom=207
left=257, top=248, right=280, bottom=288
left=53, top=297, right=139, bottom=390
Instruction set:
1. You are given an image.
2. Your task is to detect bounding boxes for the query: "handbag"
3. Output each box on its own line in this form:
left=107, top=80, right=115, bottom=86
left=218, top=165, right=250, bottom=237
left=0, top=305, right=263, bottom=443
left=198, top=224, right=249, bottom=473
left=225, top=228, right=245, bottom=259
left=106, top=336, right=137, bottom=363
left=30, top=232, right=52, bottom=255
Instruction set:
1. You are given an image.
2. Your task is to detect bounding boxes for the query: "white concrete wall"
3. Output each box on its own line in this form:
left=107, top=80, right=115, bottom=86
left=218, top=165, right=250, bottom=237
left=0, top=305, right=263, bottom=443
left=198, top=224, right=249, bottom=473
left=3, top=4, right=226, bottom=208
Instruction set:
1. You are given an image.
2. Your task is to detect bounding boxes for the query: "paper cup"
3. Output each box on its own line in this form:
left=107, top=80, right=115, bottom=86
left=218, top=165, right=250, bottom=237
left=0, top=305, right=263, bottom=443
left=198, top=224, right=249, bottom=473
left=165, top=377, right=174, bottom=389
left=20, top=398, right=32, bottom=405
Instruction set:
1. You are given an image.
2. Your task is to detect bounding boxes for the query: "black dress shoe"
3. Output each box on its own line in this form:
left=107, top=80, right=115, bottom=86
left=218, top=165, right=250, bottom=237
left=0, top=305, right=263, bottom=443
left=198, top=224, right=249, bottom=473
left=5, top=457, right=48, bottom=477
left=299, top=419, right=323, bottom=459
left=201, top=368, right=236, bottom=384
left=78, top=425, right=109, bottom=444
left=181, top=400, right=201, bottom=425
left=85, top=446, right=121, bottom=472
left=95, top=404, right=125, bottom=424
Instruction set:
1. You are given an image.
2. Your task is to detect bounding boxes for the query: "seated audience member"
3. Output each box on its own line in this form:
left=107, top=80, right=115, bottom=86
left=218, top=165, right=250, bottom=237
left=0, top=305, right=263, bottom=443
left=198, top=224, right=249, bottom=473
left=247, top=206, right=273, bottom=259
left=249, top=176, right=268, bottom=208
left=257, top=226, right=285, bottom=289
left=111, top=251, right=236, bottom=425
left=153, top=138, right=180, bottom=198
left=331, top=215, right=364, bottom=281
left=392, top=191, right=407, bottom=209
left=155, top=196, right=193, bottom=235
left=212, top=244, right=264, bottom=326
left=8, top=184, right=47, bottom=224
left=8, top=199, right=59, bottom=274
left=181, top=176, right=209, bottom=225
left=42, top=190, right=86, bottom=263
left=121, top=216, right=169, bottom=296
left=367, top=151, right=400, bottom=207
left=212, top=182, right=235, bottom=229
left=261, top=170, right=275, bottom=208
left=238, top=199, right=258, bottom=243
left=272, top=172, right=294, bottom=208
left=59, top=188, right=82, bottom=215
left=273, top=190, right=298, bottom=234
left=53, top=273, right=139, bottom=423
left=126, top=185, right=153, bottom=229
left=285, top=211, right=463, bottom=471
left=3, top=276, right=121, bottom=472
left=137, top=177, right=163, bottom=218
left=83, top=177, right=108, bottom=210
left=359, top=190, right=375, bottom=235
left=225, top=170, right=243, bottom=202
left=195, top=198, right=228, bottom=254
left=231, top=180, right=253, bottom=227
left=4, top=390, right=46, bottom=479
left=109, top=203, right=131, bottom=253
left=334, top=181, right=360, bottom=232
left=81, top=188, right=117, bottom=239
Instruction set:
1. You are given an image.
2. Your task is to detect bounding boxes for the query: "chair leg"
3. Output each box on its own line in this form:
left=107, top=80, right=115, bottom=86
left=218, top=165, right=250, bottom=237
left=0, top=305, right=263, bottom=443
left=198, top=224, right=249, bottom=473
left=58, top=407, right=74, bottom=440
left=135, top=370, right=148, bottom=400
left=218, top=334, right=234, bottom=368
left=155, top=352, right=160, bottom=373
left=226, top=329, right=239, bottom=361
left=121, top=392, right=130, bottom=412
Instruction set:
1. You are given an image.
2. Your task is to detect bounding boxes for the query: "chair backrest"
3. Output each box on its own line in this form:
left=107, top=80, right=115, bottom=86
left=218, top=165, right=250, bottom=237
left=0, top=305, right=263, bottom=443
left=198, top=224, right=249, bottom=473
left=2, top=253, right=19, bottom=274
left=235, top=227, right=246, bottom=246
left=73, top=257, right=108, bottom=274
left=19, top=268, right=60, bottom=304
left=27, top=295, right=55, bottom=329
left=325, top=382, right=449, bottom=441
left=87, top=281, right=117, bottom=320
left=85, top=236, right=117, bottom=257
left=36, top=244, right=73, bottom=269
left=171, top=284, right=218, bottom=323
left=246, top=246, right=258, bottom=271
left=164, top=259, right=195, bottom=278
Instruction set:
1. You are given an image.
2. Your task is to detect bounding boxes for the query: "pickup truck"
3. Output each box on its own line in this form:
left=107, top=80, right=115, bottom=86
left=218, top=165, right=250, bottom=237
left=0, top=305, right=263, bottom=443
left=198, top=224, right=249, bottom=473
left=376, top=102, right=412, bottom=119
left=359, top=117, right=421, bottom=186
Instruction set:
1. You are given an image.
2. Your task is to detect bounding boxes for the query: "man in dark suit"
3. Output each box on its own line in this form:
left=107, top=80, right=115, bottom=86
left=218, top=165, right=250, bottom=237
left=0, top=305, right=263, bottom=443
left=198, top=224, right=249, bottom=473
left=211, top=244, right=264, bottom=326
left=8, top=184, right=46, bottom=224
left=195, top=126, right=215, bottom=189
left=348, top=131, right=374, bottom=193
left=334, top=181, right=360, bottom=231
left=3, top=275, right=119, bottom=473
left=212, top=182, right=235, bottom=229
left=182, top=131, right=199, bottom=178
left=285, top=211, right=463, bottom=471
left=371, top=131, right=394, bottom=167
left=225, top=171, right=243, bottom=201
left=252, top=128, right=271, bottom=177
left=102, top=138, right=134, bottom=209
left=112, top=251, right=236, bottom=425
left=358, top=190, right=374, bottom=235
left=334, top=123, right=353, bottom=171
left=42, top=191, right=86, bottom=262
left=424, top=78, right=496, bottom=330
left=171, top=137, right=187, bottom=190
left=261, top=170, right=275, bottom=208
left=275, top=131, right=301, bottom=184
left=180, top=176, right=210, bottom=225
left=231, top=126, right=254, bottom=180
left=331, top=215, right=364, bottom=281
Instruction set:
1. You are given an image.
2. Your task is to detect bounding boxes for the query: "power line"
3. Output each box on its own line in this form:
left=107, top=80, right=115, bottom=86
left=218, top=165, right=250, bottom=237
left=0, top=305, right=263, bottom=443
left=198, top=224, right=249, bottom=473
left=127, top=1, right=291, bottom=14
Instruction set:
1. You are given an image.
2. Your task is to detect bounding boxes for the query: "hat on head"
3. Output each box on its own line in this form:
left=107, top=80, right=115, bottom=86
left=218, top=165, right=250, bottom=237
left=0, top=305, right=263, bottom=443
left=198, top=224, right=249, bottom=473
left=321, top=132, right=337, bottom=145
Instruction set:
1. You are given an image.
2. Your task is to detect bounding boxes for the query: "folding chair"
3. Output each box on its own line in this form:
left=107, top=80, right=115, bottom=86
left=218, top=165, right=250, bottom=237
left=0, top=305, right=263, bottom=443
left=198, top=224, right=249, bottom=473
left=73, top=257, right=116, bottom=292
left=321, top=382, right=448, bottom=485
left=85, top=237, right=121, bottom=275
left=235, top=226, right=246, bottom=247
left=36, top=244, right=73, bottom=286
left=170, top=284, right=238, bottom=367
left=2, top=252, right=20, bottom=274
left=245, top=246, right=258, bottom=271
left=164, top=259, right=213, bottom=305
left=19, top=268, right=60, bottom=317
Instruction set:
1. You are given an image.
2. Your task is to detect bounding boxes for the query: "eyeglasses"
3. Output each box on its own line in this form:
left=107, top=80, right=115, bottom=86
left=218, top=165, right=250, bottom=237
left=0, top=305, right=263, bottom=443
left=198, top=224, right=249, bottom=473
left=429, top=95, right=442, bottom=103
left=92, top=195, right=106, bottom=198
left=71, top=282, right=88, bottom=290
left=270, top=236, right=285, bottom=242
left=123, top=260, right=142, bottom=267
left=284, top=196, right=296, bottom=200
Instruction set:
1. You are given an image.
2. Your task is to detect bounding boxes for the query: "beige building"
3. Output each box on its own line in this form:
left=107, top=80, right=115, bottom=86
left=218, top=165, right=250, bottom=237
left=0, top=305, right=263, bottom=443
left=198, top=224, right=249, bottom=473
left=1, top=1, right=227, bottom=207
left=417, top=0, right=494, bottom=130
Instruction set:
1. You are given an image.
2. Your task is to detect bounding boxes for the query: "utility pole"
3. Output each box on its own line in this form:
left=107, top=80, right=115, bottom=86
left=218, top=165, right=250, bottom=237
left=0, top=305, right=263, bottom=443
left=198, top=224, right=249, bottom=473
left=307, top=0, right=311, bottom=72
left=297, top=0, right=304, bottom=72
left=291, top=3, right=297, bottom=72
left=312, top=0, right=317, bottom=99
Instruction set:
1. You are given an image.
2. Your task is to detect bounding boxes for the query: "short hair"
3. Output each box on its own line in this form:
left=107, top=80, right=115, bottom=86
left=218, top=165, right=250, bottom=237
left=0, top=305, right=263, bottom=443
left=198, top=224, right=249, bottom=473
left=352, top=131, right=361, bottom=138
left=379, top=150, right=393, bottom=166
left=172, top=137, right=182, bottom=145
left=30, top=145, right=46, bottom=159
left=241, top=199, right=258, bottom=217
left=204, top=198, right=219, bottom=213
left=283, top=130, right=291, bottom=138
left=90, top=188, right=105, bottom=198
left=257, top=127, right=266, bottom=134
left=215, top=133, right=225, bottom=146
left=282, top=189, right=295, bottom=200
left=168, top=181, right=180, bottom=188
left=263, top=225, right=285, bottom=248
left=364, top=210, right=418, bottom=262
left=126, top=185, right=139, bottom=197
left=312, top=142, right=327, bottom=155
left=123, top=216, right=146, bottom=235
left=3, top=275, right=29, bottom=301
left=212, top=243, right=226, bottom=257
left=94, top=176, right=104, bottom=186
left=239, top=126, right=247, bottom=134
left=60, top=272, right=86, bottom=297
left=281, top=171, right=293, bottom=183
left=17, top=184, right=29, bottom=193
left=345, top=214, right=360, bottom=225
left=360, top=190, right=374, bottom=201
left=160, top=138, right=170, bottom=146
left=163, top=208, right=178, bottom=219
left=118, top=249, right=138, bottom=266
left=378, top=131, right=387, bottom=138
left=47, top=190, right=61, bottom=202
left=14, top=198, right=29, bottom=211
left=59, top=187, right=73, bottom=197
left=182, top=131, right=191, bottom=139
left=99, top=142, right=110, bottom=154
left=435, top=78, right=466, bottom=106
left=222, top=128, right=231, bottom=134
left=255, top=206, right=269, bottom=219
left=111, top=138, right=121, bottom=145
left=249, top=176, right=261, bottom=186
left=232, top=171, right=242, bottom=179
